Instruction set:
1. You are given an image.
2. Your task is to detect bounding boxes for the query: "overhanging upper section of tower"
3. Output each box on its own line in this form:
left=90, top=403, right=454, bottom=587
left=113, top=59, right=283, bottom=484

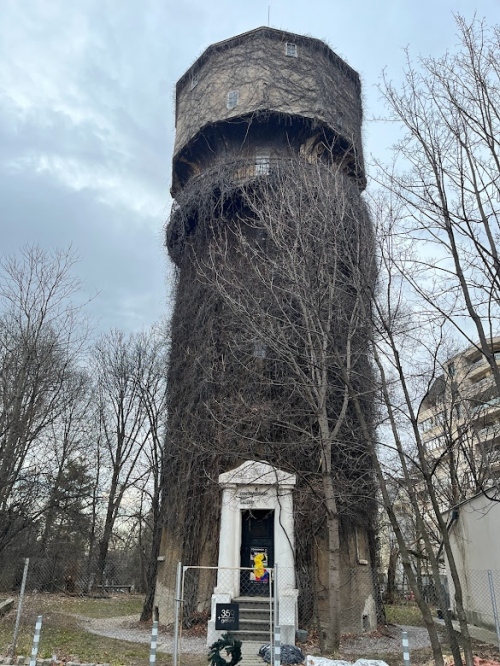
left=171, top=27, right=366, bottom=194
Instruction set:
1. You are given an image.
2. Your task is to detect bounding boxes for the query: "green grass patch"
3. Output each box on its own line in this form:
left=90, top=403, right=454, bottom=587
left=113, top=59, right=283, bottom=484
left=0, top=594, right=159, bottom=665
left=384, top=602, right=427, bottom=627
left=0, top=612, right=168, bottom=666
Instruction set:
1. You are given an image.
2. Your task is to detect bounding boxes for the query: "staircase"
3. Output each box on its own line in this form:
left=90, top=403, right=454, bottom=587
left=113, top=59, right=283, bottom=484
left=232, top=596, right=272, bottom=662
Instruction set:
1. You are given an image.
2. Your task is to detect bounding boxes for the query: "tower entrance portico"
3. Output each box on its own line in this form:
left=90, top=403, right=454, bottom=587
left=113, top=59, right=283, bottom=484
left=207, top=460, right=298, bottom=645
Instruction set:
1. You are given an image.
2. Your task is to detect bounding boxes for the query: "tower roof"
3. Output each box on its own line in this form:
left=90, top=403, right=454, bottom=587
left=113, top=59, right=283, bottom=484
left=176, top=26, right=360, bottom=94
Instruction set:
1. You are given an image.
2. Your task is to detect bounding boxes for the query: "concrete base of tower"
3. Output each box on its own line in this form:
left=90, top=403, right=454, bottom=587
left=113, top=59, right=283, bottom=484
left=313, top=529, right=378, bottom=636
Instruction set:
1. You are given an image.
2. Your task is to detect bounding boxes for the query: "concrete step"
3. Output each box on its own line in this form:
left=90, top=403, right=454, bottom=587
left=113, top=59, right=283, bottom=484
left=233, top=597, right=272, bottom=645
left=240, top=639, right=266, bottom=666
left=232, top=629, right=271, bottom=642
left=239, top=608, right=272, bottom=622
left=239, top=624, right=270, bottom=632
left=239, top=618, right=270, bottom=625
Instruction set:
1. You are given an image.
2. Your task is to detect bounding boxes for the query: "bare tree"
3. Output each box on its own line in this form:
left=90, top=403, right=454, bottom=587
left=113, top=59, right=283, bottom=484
left=189, top=158, right=376, bottom=650
left=91, top=327, right=167, bottom=591
left=357, top=193, right=478, bottom=666
left=39, top=370, right=93, bottom=551
left=133, top=326, right=169, bottom=621
left=92, top=330, right=150, bottom=585
left=369, top=17, right=500, bottom=664
left=378, top=15, right=500, bottom=390
left=0, top=245, right=88, bottom=553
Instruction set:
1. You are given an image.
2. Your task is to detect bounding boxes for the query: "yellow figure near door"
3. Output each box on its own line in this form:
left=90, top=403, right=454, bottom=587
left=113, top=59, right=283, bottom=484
left=251, top=550, right=269, bottom=582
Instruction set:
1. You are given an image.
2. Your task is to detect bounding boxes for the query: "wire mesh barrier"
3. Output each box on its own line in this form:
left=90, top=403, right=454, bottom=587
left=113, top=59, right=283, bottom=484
left=173, top=564, right=387, bottom=666
left=378, top=573, right=445, bottom=608
left=446, top=569, right=500, bottom=642
left=0, top=550, right=144, bottom=597
left=1, top=560, right=500, bottom=664
left=0, top=556, right=158, bottom=664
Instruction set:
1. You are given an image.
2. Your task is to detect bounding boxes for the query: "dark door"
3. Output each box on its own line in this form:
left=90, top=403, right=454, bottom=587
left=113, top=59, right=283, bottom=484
left=240, top=509, right=274, bottom=596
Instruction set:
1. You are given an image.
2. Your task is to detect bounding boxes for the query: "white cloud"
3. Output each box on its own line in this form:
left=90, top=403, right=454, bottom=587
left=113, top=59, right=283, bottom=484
left=0, top=0, right=499, bottom=334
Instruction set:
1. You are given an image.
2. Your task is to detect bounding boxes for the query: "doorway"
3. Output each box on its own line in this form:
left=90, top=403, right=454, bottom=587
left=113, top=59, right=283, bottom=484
left=240, top=509, right=274, bottom=596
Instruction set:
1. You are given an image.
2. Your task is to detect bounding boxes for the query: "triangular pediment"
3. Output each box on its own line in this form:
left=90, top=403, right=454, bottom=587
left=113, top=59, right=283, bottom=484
left=218, top=459, right=296, bottom=487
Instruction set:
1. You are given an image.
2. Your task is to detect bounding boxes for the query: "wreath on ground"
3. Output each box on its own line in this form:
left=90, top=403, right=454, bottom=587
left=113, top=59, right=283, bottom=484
left=208, top=633, right=243, bottom=666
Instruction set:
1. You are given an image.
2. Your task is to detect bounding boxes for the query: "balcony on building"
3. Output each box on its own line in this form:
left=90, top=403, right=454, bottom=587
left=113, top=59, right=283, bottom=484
left=466, top=349, right=500, bottom=383
left=469, top=396, right=500, bottom=423
left=474, top=423, right=500, bottom=445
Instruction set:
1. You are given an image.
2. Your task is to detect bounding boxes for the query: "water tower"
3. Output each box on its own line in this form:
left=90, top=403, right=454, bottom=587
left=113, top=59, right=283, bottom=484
left=156, top=27, right=377, bottom=644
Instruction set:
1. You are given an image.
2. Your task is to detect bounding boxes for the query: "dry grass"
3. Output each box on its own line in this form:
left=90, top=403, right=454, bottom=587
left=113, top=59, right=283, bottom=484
left=0, top=593, right=169, bottom=666
left=1, top=595, right=499, bottom=666
left=384, top=603, right=428, bottom=627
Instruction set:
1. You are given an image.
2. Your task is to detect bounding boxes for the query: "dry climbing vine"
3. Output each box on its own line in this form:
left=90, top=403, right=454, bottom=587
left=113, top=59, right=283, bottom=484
left=162, top=27, right=379, bottom=634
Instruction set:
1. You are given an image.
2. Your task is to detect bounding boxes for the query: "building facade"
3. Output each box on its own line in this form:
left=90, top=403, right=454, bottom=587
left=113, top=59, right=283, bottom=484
left=443, top=493, right=500, bottom=632
left=156, top=27, right=377, bottom=642
left=418, top=339, right=500, bottom=507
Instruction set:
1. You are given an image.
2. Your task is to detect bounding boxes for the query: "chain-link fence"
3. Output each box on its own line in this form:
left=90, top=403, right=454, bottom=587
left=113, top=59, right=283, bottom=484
left=378, top=571, right=448, bottom=608
left=1, top=560, right=500, bottom=664
left=447, top=569, right=500, bottom=640
left=174, top=562, right=384, bottom=664
left=0, top=555, right=160, bottom=665
left=0, top=550, right=144, bottom=597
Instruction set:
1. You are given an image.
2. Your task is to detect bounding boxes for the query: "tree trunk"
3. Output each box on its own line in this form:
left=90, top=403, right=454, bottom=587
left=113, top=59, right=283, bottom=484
left=140, top=497, right=163, bottom=621
left=385, top=546, right=399, bottom=604
left=322, top=468, right=340, bottom=651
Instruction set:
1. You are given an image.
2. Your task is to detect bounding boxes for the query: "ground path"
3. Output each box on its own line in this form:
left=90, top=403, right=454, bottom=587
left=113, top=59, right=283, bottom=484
left=75, top=615, right=431, bottom=656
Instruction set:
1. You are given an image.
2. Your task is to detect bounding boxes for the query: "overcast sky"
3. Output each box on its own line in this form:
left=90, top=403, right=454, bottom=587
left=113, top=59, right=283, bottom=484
left=1, top=0, right=499, bottom=336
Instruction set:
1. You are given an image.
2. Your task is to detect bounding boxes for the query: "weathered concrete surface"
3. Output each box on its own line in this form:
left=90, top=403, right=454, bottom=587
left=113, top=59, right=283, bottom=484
left=0, top=598, right=14, bottom=617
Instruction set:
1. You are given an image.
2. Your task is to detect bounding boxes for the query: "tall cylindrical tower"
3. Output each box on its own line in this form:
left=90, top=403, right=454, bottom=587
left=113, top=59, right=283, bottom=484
left=157, top=27, right=377, bottom=642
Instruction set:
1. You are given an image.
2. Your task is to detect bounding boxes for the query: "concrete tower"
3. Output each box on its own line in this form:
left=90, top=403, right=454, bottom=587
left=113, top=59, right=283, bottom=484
left=157, top=28, right=377, bottom=643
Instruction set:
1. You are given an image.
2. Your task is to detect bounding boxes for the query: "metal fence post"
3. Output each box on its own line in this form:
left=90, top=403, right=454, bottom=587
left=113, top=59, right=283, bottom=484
left=402, top=629, right=410, bottom=666
left=488, top=570, right=500, bottom=649
left=10, top=557, right=29, bottom=657
left=150, top=619, right=159, bottom=664
left=273, top=563, right=279, bottom=631
left=173, top=561, right=183, bottom=666
left=274, top=563, right=280, bottom=666
left=274, top=625, right=281, bottom=666
left=29, top=615, right=42, bottom=666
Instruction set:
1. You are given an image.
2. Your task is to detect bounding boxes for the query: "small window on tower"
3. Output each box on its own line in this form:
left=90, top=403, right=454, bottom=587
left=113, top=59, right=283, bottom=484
left=189, top=74, right=198, bottom=91
left=227, top=90, right=239, bottom=109
left=285, top=42, right=298, bottom=57
left=255, top=151, right=270, bottom=175
left=356, top=528, right=369, bottom=565
left=253, top=341, right=267, bottom=359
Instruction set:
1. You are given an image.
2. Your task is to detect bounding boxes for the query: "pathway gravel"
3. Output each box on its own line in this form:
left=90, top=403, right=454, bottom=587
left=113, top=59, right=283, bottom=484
left=80, top=615, right=431, bottom=657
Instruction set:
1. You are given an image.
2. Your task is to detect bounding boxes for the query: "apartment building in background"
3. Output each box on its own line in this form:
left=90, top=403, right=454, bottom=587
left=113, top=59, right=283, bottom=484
left=418, top=338, right=500, bottom=506
left=417, top=339, right=500, bottom=630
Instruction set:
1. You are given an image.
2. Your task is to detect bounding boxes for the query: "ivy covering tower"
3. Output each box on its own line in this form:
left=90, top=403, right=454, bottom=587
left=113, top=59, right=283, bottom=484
left=156, top=27, right=378, bottom=649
